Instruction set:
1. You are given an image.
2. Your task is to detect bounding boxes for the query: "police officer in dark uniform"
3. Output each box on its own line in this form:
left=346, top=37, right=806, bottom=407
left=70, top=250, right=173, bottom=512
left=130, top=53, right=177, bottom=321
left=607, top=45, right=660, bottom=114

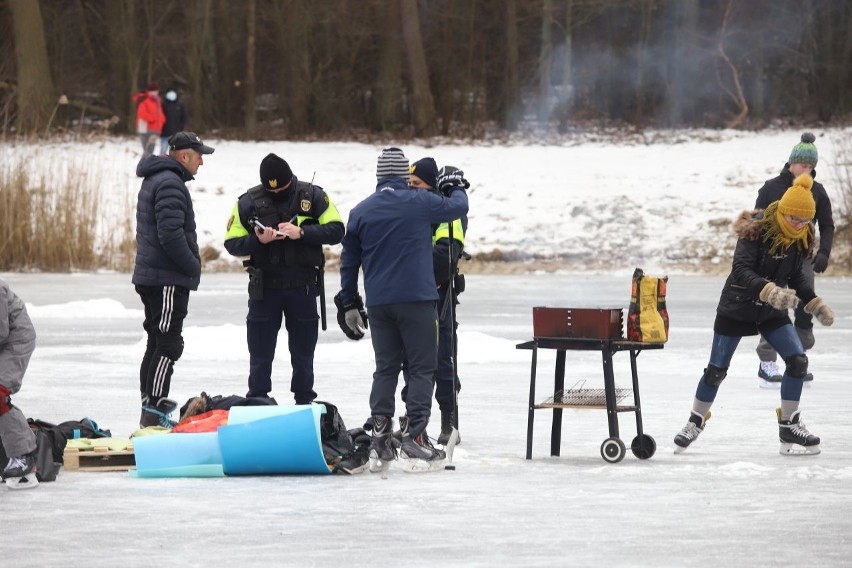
left=225, top=153, right=344, bottom=404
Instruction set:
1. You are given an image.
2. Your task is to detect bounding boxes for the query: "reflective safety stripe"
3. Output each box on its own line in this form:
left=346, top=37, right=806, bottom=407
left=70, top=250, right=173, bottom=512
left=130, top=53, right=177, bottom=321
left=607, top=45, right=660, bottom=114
left=225, top=201, right=250, bottom=239
left=433, top=219, right=465, bottom=245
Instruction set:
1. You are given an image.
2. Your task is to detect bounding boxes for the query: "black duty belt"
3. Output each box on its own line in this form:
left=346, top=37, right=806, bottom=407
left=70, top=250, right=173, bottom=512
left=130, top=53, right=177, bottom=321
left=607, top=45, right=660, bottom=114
left=265, top=276, right=312, bottom=289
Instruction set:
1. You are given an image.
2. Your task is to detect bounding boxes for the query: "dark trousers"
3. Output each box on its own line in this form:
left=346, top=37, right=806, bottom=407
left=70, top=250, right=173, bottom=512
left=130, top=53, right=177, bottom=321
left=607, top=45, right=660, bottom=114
left=246, top=285, right=319, bottom=404
left=136, top=284, right=190, bottom=404
left=401, top=284, right=460, bottom=410
left=369, top=301, right=438, bottom=438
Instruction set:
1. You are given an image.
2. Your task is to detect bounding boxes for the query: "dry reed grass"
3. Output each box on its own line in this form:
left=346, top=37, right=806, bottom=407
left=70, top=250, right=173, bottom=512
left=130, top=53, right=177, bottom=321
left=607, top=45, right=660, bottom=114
left=0, top=154, right=134, bottom=271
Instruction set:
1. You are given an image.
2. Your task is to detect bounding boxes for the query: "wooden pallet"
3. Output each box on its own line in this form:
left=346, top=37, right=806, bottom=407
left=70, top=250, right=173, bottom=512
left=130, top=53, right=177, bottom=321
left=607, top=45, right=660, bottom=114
left=63, top=445, right=136, bottom=472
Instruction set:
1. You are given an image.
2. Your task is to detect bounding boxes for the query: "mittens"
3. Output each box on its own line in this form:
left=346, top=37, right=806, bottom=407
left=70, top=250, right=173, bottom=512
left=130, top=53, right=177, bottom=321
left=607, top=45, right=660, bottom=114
left=759, top=282, right=799, bottom=310
left=804, top=297, right=834, bottom=326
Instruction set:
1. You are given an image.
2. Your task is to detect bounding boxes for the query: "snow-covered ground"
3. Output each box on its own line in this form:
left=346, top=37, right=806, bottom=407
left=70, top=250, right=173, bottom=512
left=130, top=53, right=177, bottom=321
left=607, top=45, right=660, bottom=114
left=3, top=127, right=850, bottom=271
left=3, top=271, right=851, bottom=567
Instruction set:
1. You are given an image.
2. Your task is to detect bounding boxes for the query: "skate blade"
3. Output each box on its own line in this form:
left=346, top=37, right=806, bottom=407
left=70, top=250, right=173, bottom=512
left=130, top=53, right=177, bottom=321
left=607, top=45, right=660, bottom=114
left=780, top=443, right=820, bottom=456
left=673, top=445, right=689, bottom=455
left=401, top=457, right=445, bottom=473
left=368, top=451, right=392, bottom=475
left=4, top=473, right=39, bottom=490
left=759, top=380, right=782, bottom=389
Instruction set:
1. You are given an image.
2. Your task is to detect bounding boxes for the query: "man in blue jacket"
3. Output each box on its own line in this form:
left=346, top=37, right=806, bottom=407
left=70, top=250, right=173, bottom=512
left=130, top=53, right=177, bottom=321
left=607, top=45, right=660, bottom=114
left=336, top=147, right=469, bottom=472
left=132, top=131, right=214, bottom=428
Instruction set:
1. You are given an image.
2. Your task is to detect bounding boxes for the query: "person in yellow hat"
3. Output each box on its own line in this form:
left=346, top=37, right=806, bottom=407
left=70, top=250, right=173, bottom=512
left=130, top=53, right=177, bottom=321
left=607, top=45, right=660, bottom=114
left=673, top=174, right=834, bottom=457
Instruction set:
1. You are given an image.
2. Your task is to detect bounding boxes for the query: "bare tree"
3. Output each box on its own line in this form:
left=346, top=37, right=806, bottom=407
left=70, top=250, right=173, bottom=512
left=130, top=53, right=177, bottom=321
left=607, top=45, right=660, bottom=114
left=716, top=0, right=748, bottom=128
left=399, top=0, right=437, bottom=136
left=8, top=0, right=56, bottom=133
left=245, top=0, right=256, bottom=137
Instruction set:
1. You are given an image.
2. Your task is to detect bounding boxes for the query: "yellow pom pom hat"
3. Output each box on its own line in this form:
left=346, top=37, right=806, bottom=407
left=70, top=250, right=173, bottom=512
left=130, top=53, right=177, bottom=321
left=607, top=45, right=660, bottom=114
left=778, top=173, right=816, bottom=219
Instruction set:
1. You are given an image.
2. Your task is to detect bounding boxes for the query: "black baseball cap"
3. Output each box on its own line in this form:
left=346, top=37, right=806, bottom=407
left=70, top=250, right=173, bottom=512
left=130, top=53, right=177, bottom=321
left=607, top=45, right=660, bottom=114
left=168, top=131, right=215, bottom=155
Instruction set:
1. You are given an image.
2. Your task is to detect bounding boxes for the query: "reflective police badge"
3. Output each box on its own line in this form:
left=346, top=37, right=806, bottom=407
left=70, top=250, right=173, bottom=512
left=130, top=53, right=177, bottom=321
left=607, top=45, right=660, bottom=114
left=300, top=199, right=311, bottom=212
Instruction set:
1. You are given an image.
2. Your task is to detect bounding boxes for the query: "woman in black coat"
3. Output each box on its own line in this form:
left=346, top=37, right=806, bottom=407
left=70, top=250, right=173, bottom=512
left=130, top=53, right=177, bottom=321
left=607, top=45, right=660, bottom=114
left=673, top=174, right=834, bottom=456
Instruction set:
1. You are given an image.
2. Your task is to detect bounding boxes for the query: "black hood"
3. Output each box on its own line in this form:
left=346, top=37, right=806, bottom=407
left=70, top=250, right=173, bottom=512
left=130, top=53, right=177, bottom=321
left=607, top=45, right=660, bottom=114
left=136, top=155, right=193, bottom=182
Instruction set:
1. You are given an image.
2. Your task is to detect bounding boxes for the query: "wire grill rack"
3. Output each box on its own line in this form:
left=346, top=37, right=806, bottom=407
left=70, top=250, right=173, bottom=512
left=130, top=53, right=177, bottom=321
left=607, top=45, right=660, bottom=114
left=541, top=380, right=631, bottom=407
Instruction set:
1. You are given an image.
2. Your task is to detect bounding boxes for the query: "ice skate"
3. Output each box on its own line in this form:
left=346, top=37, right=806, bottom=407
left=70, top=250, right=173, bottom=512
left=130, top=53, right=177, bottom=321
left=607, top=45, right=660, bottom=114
left=2, top=453, right=39, bottom=490
left=777, top=408, right=820, bottom=456
left=437, top=406, right=460, bottom=446
left=399, top=416, right=445, bottom=472
left=758, top=361, right=782, bottom=388
left=367, top=416, right=396, bottom=475
left=140, top=397, right=179, bottom=429
left=673, top=410, right=710, bottom=454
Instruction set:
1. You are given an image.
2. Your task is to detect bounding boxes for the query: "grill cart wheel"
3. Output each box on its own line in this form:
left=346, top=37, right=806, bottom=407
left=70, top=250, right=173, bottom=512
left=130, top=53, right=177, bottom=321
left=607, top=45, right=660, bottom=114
left=600, top=437, right=626, bottom=463
left=630, top=434, right=656, bottom=460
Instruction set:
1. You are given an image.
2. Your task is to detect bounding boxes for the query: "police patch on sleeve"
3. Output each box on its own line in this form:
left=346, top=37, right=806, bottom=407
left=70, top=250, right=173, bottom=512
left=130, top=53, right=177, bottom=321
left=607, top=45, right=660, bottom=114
left=300, top=199, right=311, bottom=212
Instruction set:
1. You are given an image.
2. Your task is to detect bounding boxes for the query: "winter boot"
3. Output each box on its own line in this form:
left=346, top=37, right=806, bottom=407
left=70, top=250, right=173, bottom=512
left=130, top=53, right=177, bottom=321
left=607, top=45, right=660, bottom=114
left=140, top=397, right=179, bottom=429
left=777, top=408, right=820, bottom=455
left=437, top=406, right=460, bottom=446
left=673, top=410, right=711, bottom=454
left=368, top=416, right=396, bottom=474
left=399, top=416, right=445, bottom=471
left=2, top=452, right=39, bottom=490
left=758, top=361, right=782, bottom=388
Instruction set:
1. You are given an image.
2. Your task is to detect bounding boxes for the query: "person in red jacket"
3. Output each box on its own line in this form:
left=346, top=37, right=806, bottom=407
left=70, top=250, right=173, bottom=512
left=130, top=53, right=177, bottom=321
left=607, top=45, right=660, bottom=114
left=132, top=81, right=166, bottom=157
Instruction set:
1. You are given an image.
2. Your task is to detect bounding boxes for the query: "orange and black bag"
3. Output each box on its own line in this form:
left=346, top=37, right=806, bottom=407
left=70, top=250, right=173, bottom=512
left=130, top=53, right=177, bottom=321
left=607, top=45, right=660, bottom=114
left=627, top=268, right=669, bottom=343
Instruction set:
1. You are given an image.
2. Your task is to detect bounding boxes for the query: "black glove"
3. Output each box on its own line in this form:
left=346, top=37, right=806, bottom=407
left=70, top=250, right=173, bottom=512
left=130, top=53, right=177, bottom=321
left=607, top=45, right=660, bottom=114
left=812, top=251, right=829, bottom=273
left=436, top=165, right=469, bottom=196
left=334, top=291, right=368, bottom=340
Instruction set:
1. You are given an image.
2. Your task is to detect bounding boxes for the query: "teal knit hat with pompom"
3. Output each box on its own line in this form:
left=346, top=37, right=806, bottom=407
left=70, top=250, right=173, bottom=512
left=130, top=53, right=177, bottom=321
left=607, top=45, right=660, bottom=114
left=788, top=132, right=818, bottom=167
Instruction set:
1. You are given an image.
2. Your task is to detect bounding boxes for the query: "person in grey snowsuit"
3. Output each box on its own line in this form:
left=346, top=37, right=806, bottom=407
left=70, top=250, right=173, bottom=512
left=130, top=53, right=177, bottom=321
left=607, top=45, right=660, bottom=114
left=754, top=132, right=835, bottom=386
left=0, top=279, right=38, bottom=485
left=132, top=131, right=214, bottom=428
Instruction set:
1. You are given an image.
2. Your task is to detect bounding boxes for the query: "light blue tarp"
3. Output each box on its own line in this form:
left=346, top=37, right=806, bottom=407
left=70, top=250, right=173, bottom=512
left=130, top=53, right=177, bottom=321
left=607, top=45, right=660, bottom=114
left=219, top=405, right=331, bottom=475
left=131, top=404, right=331, bottom=478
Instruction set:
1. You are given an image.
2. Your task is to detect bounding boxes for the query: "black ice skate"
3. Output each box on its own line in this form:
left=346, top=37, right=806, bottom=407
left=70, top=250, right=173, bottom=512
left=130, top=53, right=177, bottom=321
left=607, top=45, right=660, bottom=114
left=399, top=416, right=445, bottom=472
left=2, top=452, right=38, bottom=490
left=777, top=408, right=820, bottom=456
left=673, top=410, right=711, bottom=454
left=368, top=416, right=397, bottom=475
left=140, top=397, right=179, bottom=429
left=437, top=406, right=460, bottom=446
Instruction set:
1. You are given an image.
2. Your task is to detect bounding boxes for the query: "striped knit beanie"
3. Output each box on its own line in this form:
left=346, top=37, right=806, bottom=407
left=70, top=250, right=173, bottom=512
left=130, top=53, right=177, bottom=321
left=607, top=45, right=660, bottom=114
left=376, top=147, right=409, bottom=180
left=788, top=132, right=818, bottom=167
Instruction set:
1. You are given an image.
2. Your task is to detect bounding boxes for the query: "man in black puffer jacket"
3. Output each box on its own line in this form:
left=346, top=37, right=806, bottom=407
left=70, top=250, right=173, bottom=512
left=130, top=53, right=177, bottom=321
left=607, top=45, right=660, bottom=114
left=132, top=131, right=214, bottom=428
left=753, top=132, right=835, bottom=387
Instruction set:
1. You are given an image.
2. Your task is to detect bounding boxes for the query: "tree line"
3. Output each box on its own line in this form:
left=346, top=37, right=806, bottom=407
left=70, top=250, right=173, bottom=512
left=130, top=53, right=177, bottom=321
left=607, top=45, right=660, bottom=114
left=2, top=0, right=851, bottom=140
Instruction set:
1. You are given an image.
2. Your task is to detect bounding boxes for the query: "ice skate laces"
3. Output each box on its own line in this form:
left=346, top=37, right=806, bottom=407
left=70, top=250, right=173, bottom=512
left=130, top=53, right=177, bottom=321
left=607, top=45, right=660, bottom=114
left=3, top=457, right=26, bottom=474
left=677, top=422, right=701, bottom=442
left=788, top=419, right=813, bottom=439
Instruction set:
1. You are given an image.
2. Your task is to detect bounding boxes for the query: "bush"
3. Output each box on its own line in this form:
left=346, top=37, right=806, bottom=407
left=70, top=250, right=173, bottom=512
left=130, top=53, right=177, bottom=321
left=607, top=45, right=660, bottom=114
left=0, top=154, right=134, bottom=271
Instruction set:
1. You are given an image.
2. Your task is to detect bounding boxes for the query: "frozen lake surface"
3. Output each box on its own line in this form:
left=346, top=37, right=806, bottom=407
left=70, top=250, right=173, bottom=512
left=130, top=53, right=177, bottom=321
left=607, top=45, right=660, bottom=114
left=3, top=272, right=851, bottom=567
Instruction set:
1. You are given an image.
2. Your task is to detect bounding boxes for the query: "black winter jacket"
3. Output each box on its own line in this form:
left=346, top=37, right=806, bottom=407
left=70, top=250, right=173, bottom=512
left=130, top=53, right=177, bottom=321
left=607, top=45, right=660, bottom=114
left=161, top=99, right=188, bottom=137
left=755, top=165, right=834, bottom=259
left=132, top=155, right=201, bottom=290
left=714, top=214, right=816, bottom=337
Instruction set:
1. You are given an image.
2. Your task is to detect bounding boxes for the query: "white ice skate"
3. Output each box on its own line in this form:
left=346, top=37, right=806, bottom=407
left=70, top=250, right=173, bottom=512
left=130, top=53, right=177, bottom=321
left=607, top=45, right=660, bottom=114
left=2, top=454, right=39, bottom=490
